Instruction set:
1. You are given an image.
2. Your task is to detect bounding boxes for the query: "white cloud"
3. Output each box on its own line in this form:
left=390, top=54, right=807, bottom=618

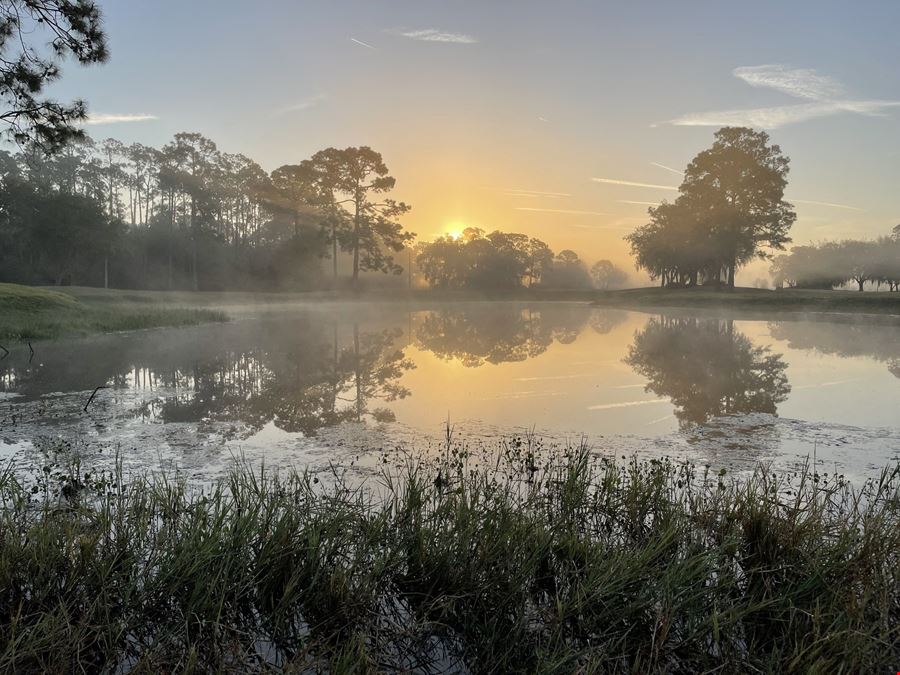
left=666, top=65, right=900, bottom=129
left=275, top=94, right=327, bottom=114
left=398, top=29, right=477, bottom=44
left=733, top=64, right=844, bottom=101
left=669, top=100, right=900, bottom=129
left=85, top=113, right=158, bottom=125
left=592, top=178, right=678, bottom=191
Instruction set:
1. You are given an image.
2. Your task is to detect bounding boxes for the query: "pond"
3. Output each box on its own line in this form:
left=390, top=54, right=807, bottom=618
left=1, top=302, right=898, bottom=482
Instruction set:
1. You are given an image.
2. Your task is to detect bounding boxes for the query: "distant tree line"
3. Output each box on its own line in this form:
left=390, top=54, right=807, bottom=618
left=770, top=226, right=900, bottom=291
left=414, top=227, right=628, bottom=291
left=0, top=135, right=412, bottom=290
left=627, top=127, right=796, bottom=289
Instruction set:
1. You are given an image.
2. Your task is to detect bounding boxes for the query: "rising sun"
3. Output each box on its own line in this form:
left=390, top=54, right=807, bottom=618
left=444, top=222, right=466, bottom=240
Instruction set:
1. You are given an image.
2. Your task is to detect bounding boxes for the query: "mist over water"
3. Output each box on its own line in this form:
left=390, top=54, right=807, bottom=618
left=1, top=301, right=898, bottom=482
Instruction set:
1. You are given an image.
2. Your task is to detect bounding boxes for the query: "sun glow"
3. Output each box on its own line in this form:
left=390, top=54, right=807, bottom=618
left=444, top=222, right=466, bottom=240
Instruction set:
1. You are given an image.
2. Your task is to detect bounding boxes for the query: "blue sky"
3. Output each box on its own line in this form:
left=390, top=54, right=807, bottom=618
left=47, top=0, right=900, bottom=276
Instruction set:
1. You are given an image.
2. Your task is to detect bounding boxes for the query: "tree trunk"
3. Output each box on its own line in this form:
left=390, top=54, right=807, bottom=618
left=352, top=194, right=360, bottom=289
left=858, top=279, right=865, bottom=292
left=104, top=255, right=108, bottom=289
left=168, top=194, right=174, bottom=290
left=727, top=262, right=735, bottom=290
left=191, top=197, right=199, bottom=292
left=332, top=220, right=338, bottom=283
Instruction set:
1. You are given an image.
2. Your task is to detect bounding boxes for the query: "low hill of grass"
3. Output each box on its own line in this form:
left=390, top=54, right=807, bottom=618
left=0, top=283, right=79, bottom=311
left=0, top=283, right=227, bottom=342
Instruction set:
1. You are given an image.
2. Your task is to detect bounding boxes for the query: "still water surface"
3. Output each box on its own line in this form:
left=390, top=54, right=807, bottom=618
left=1, top=302, right=898, bottom=482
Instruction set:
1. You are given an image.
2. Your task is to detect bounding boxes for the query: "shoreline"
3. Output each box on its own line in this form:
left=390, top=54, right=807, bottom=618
left=4, top=283, right=899, bottom=343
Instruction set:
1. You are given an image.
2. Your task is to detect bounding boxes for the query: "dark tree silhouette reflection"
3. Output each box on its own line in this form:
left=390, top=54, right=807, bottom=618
left=625, top=317, right=791, bottom=427
left=150, top=324, right=414, bottom=433
left=413, top=305, right=611, bottom=366
left=0, top=317, right=415, bottom=437
left=768, top=318, right=900, bottom=380
left=590, top=309, right=629, bottom=335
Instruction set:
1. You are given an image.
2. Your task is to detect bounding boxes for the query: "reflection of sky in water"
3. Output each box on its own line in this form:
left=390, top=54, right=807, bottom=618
left=1, top=303, right=898, bottom=483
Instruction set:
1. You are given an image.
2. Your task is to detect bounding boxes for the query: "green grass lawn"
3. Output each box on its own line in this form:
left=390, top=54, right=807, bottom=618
left=593, top=286, right=900, bottom=313
left=0, top=283, right=228, bottom=342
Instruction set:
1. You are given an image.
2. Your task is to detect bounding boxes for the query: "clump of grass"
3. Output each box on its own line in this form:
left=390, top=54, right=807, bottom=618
left=0, top=444, right=898, bottom=672
left=0, top=283, right=227, bottom=340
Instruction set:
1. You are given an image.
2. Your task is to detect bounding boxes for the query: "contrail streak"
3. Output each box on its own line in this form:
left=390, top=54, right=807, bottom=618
left=593, top=178, right=678, bottom=191
left=351, top=37, right=377, bottom=49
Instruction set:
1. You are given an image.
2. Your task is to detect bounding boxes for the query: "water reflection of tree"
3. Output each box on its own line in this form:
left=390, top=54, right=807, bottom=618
left=625, top=317, right=791, bottom=427
left=414, top=305, right=609, bottom=366
left=341, top=326, right=414, bottom=423
left=768, top=319, right=900, bottom=380
left=136, top=324, right=415, bottom=435
left=67, top=321, right=413, bottom=435
left=590, top=309, right=629, bottom=335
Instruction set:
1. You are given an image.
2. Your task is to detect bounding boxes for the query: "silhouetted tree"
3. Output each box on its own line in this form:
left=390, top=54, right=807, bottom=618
left=312, top=147, right=413, bottom=288
left=415, top=227, right=559, bottom=291
left=0, top=0, right=107, bottom=150
left=628, top=127, right=796, bottom=289
left=770, top=234, right=899, bottom=292
left=590, top=259, right=628, bottom=290
left=540, top=249, right=593, bottom=289
left=0, top=134, right=414, bottom=291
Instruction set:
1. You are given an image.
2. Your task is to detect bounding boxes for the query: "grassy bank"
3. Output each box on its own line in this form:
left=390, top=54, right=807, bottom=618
left=60, top=284, right=900, bottom=315
left=593, top=286, right=900, bottom=314
left=0, top=283, right=228, bottom=341
left=1, top=446, right=897, bottom=672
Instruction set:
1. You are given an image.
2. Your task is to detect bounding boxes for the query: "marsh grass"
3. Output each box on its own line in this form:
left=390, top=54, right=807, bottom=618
left=1, top=442, right=898, bottom=673
left=0, top=283, right=228, bottom=341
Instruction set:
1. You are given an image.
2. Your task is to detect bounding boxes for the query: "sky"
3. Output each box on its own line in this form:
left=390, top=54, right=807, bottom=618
left=47, top=0, right=900, bottom=282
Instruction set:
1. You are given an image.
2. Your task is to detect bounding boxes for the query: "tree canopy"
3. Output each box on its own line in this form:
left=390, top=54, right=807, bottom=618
left=311, top=147, right=413, bottom=288
left=770, top=230, right=900, bottom=292
left=0, top=0, right=107, bottom=150
left=414, top=229, right=596, bottom=291
left=627, top=127, right=796, bottom=289
left=590, top=259, right=629, bottom=290
left=0, top=134, right=413, bottom=290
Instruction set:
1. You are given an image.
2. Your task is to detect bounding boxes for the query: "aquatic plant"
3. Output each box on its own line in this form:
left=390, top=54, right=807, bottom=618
left=0, top=442, right=897, bottom=672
